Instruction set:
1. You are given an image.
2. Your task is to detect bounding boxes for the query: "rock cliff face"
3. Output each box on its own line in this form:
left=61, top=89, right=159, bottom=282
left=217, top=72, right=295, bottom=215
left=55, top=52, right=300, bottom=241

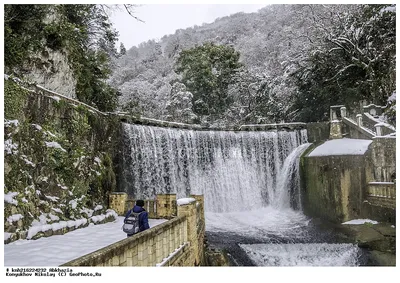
left=4, top=77, right=119, bottom=243
left=24, top=48, right=76, bottom=98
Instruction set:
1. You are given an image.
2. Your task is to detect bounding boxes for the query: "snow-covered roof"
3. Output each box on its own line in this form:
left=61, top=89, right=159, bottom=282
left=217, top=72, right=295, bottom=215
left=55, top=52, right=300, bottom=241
left=308, top=139, right=372, bottom=157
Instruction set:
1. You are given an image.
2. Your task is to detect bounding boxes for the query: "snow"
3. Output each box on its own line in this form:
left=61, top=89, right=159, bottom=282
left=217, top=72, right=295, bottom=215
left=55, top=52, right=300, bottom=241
left=156, top=243, right=187, bottom=267
left=50, top=95, right=61, bottom=102
left=380, top=6, right=396, bottom=14
left=45, top=195, right=59, bottom=202
left=52, top=208, right=62, bottom=214
left=91, top=215, right=106, bottom=223
left=58, top=184, right=68, bottom=190
left=69, top=199, right=78, bottom=209
left=21, top=155, right=35, bottom=167
left=45, top=141, right=67, bottom=152
left=48, top=213, right=60, bottom=221
left=7, top=214, right=24, bottom=223
left=388, top=91, right=396, bottom=102
left=364, top=112, right=396, bottom=131
left=80, top=208, right=94, bottom=217
left=308, top=139, right=372, bottom=157
left=94, top=204, right=103, bottom=211
left=32, top=123, right=42, bottom=131
left=4, top=192, right=19, bottom=205
left=45, top=130, right=57, bottom=138
left=94, top=157, right=101, bottom=164
left=5, top=232, right=12, bottom=241
left=5, top=119, right=19, bottom=127
left=4, top=217, right=167, bottom=266
left=4, top=139, right=18, bottom=155
left=368, top=182, right=394, bottom=185
left=177, top=197, right=196, bottom=206
left=342, top=219, right=378, bottom=225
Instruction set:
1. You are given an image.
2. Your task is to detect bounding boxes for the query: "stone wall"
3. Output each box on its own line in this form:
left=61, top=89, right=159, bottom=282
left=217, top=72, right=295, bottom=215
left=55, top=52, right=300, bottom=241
left=62, top=197, right=205, bottom=266
left=301, top=137, right=396, bottom=224
left=306, top=122, right=330, bottom=143
left=301, top=154, right=369, bottom=223
left=369, top=137, right=396, bottom=182
left=4, top=78, right=119, bottom=243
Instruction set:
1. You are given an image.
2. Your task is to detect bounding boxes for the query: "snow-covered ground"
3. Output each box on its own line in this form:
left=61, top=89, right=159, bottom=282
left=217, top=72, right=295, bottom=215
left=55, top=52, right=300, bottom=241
left=342, top=219, right=378, bottom=225
left=4, top=217, right=166, bottom=266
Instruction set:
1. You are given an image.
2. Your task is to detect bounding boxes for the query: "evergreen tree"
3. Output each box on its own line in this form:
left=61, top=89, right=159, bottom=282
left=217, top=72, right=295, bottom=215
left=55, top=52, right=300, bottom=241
left=119, top=42, right=127, bottom=56
left=175, top=42, right=242, bottom=117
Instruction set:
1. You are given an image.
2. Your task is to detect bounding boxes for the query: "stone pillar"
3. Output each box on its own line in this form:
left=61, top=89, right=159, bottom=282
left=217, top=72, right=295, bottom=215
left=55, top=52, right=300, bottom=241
left=109, top=192, right=128, bottom=216
left=340, top=107, right=347, bottom=118
left=190, top=194, right=205, bottom=223
left=190, top=194, right=205, bottom=265
left=329, top=120, right=342, bottom=139
left=177, top=198, right=197, bottom=266
left=156, top=194, right=177, bottom=218
left=375, top=123, right=383, bottom=136
left=356, top=114, right=363, bottom=127
left=332, top=110, right=338, bottom=120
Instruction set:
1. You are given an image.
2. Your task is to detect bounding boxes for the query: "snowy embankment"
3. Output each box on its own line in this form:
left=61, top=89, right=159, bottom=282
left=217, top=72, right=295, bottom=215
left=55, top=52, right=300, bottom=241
left=4, top=217, right=167, bottom=266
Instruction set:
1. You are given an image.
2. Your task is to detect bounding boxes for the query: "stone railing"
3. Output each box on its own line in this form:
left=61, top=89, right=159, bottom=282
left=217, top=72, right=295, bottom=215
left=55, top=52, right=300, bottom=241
left=62, top=195, right=205, bottom=266
left=329, top=104, right=395, bottom=140
left=366, top=182, right=396, bottom=199
left=61, top=215, right=188, bottom=266
left=365, top=182, right=396, bottom=210
left=363, top=104, right=385, bottom=117
left=109, top=193, right=177, bottom=219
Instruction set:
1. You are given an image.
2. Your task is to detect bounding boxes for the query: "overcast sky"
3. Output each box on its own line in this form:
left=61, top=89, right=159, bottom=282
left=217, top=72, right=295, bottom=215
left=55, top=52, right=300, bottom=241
left=110, top=4, right=267, bottom=50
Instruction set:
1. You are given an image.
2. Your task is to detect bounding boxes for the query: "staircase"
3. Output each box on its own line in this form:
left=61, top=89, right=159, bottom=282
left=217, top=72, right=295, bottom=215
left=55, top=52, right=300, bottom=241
left=328, top=104, right=396, bottom=212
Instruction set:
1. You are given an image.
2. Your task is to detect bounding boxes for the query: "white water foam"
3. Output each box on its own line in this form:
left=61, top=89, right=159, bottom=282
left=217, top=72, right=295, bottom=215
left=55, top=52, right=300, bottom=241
left=239, top=243, right=360, bottom=266
left=205, top=207, right=310, bottom=239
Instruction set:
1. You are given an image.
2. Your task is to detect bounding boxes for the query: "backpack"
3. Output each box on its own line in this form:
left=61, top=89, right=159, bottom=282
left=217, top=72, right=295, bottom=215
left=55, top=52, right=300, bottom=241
left=122, top=211, right=143, bottom=235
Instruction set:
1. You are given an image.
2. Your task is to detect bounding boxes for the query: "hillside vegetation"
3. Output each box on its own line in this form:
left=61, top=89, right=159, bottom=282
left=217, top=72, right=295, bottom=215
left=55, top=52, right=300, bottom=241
left=110, top=4, right=396, bottom=126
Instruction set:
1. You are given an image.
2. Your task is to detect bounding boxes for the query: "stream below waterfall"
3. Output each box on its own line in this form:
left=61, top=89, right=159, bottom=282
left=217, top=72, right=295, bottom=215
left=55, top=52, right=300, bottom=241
left=205, top=208, right=369, bottom=266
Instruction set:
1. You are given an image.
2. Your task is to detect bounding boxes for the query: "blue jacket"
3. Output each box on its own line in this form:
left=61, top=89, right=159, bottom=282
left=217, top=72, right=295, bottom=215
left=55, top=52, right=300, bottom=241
left=124, top=205, right=150, bottom=233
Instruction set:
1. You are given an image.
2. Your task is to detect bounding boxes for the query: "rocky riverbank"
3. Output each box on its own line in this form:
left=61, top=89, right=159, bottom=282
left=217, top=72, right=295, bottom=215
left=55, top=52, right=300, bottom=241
left=334, top=222, right=396, bottom=266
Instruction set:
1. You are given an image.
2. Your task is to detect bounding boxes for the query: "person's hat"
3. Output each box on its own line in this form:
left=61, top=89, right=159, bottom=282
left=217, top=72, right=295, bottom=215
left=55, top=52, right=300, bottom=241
left=136, top=199, right=145, bottom=207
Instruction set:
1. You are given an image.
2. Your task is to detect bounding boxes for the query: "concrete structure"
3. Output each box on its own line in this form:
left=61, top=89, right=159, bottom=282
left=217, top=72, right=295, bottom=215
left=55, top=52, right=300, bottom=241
left=301, top=104, right=396, bottom=224
left=62, top=194, right=205, bottom=266
left=156, top=194, right=177, bottom=219
left=108, top=193, right=128, bottom=216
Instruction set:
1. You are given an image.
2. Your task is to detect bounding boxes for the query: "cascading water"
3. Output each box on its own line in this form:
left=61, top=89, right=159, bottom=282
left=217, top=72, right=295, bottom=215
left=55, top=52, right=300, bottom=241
left=120, top=123, right=364, bottom=266
left=120, top=123, right=307, bottom=212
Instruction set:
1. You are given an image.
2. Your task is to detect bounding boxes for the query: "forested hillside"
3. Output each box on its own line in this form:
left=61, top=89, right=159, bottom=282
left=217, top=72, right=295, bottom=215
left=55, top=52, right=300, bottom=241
left=110, top=4, right=396, bottom=126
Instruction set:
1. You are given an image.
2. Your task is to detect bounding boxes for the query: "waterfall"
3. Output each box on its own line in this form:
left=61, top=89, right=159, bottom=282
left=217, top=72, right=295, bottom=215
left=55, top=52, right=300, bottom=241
left=120, top=123, right=308, bottom=213
left=273, top=143, right=311, bottom=210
